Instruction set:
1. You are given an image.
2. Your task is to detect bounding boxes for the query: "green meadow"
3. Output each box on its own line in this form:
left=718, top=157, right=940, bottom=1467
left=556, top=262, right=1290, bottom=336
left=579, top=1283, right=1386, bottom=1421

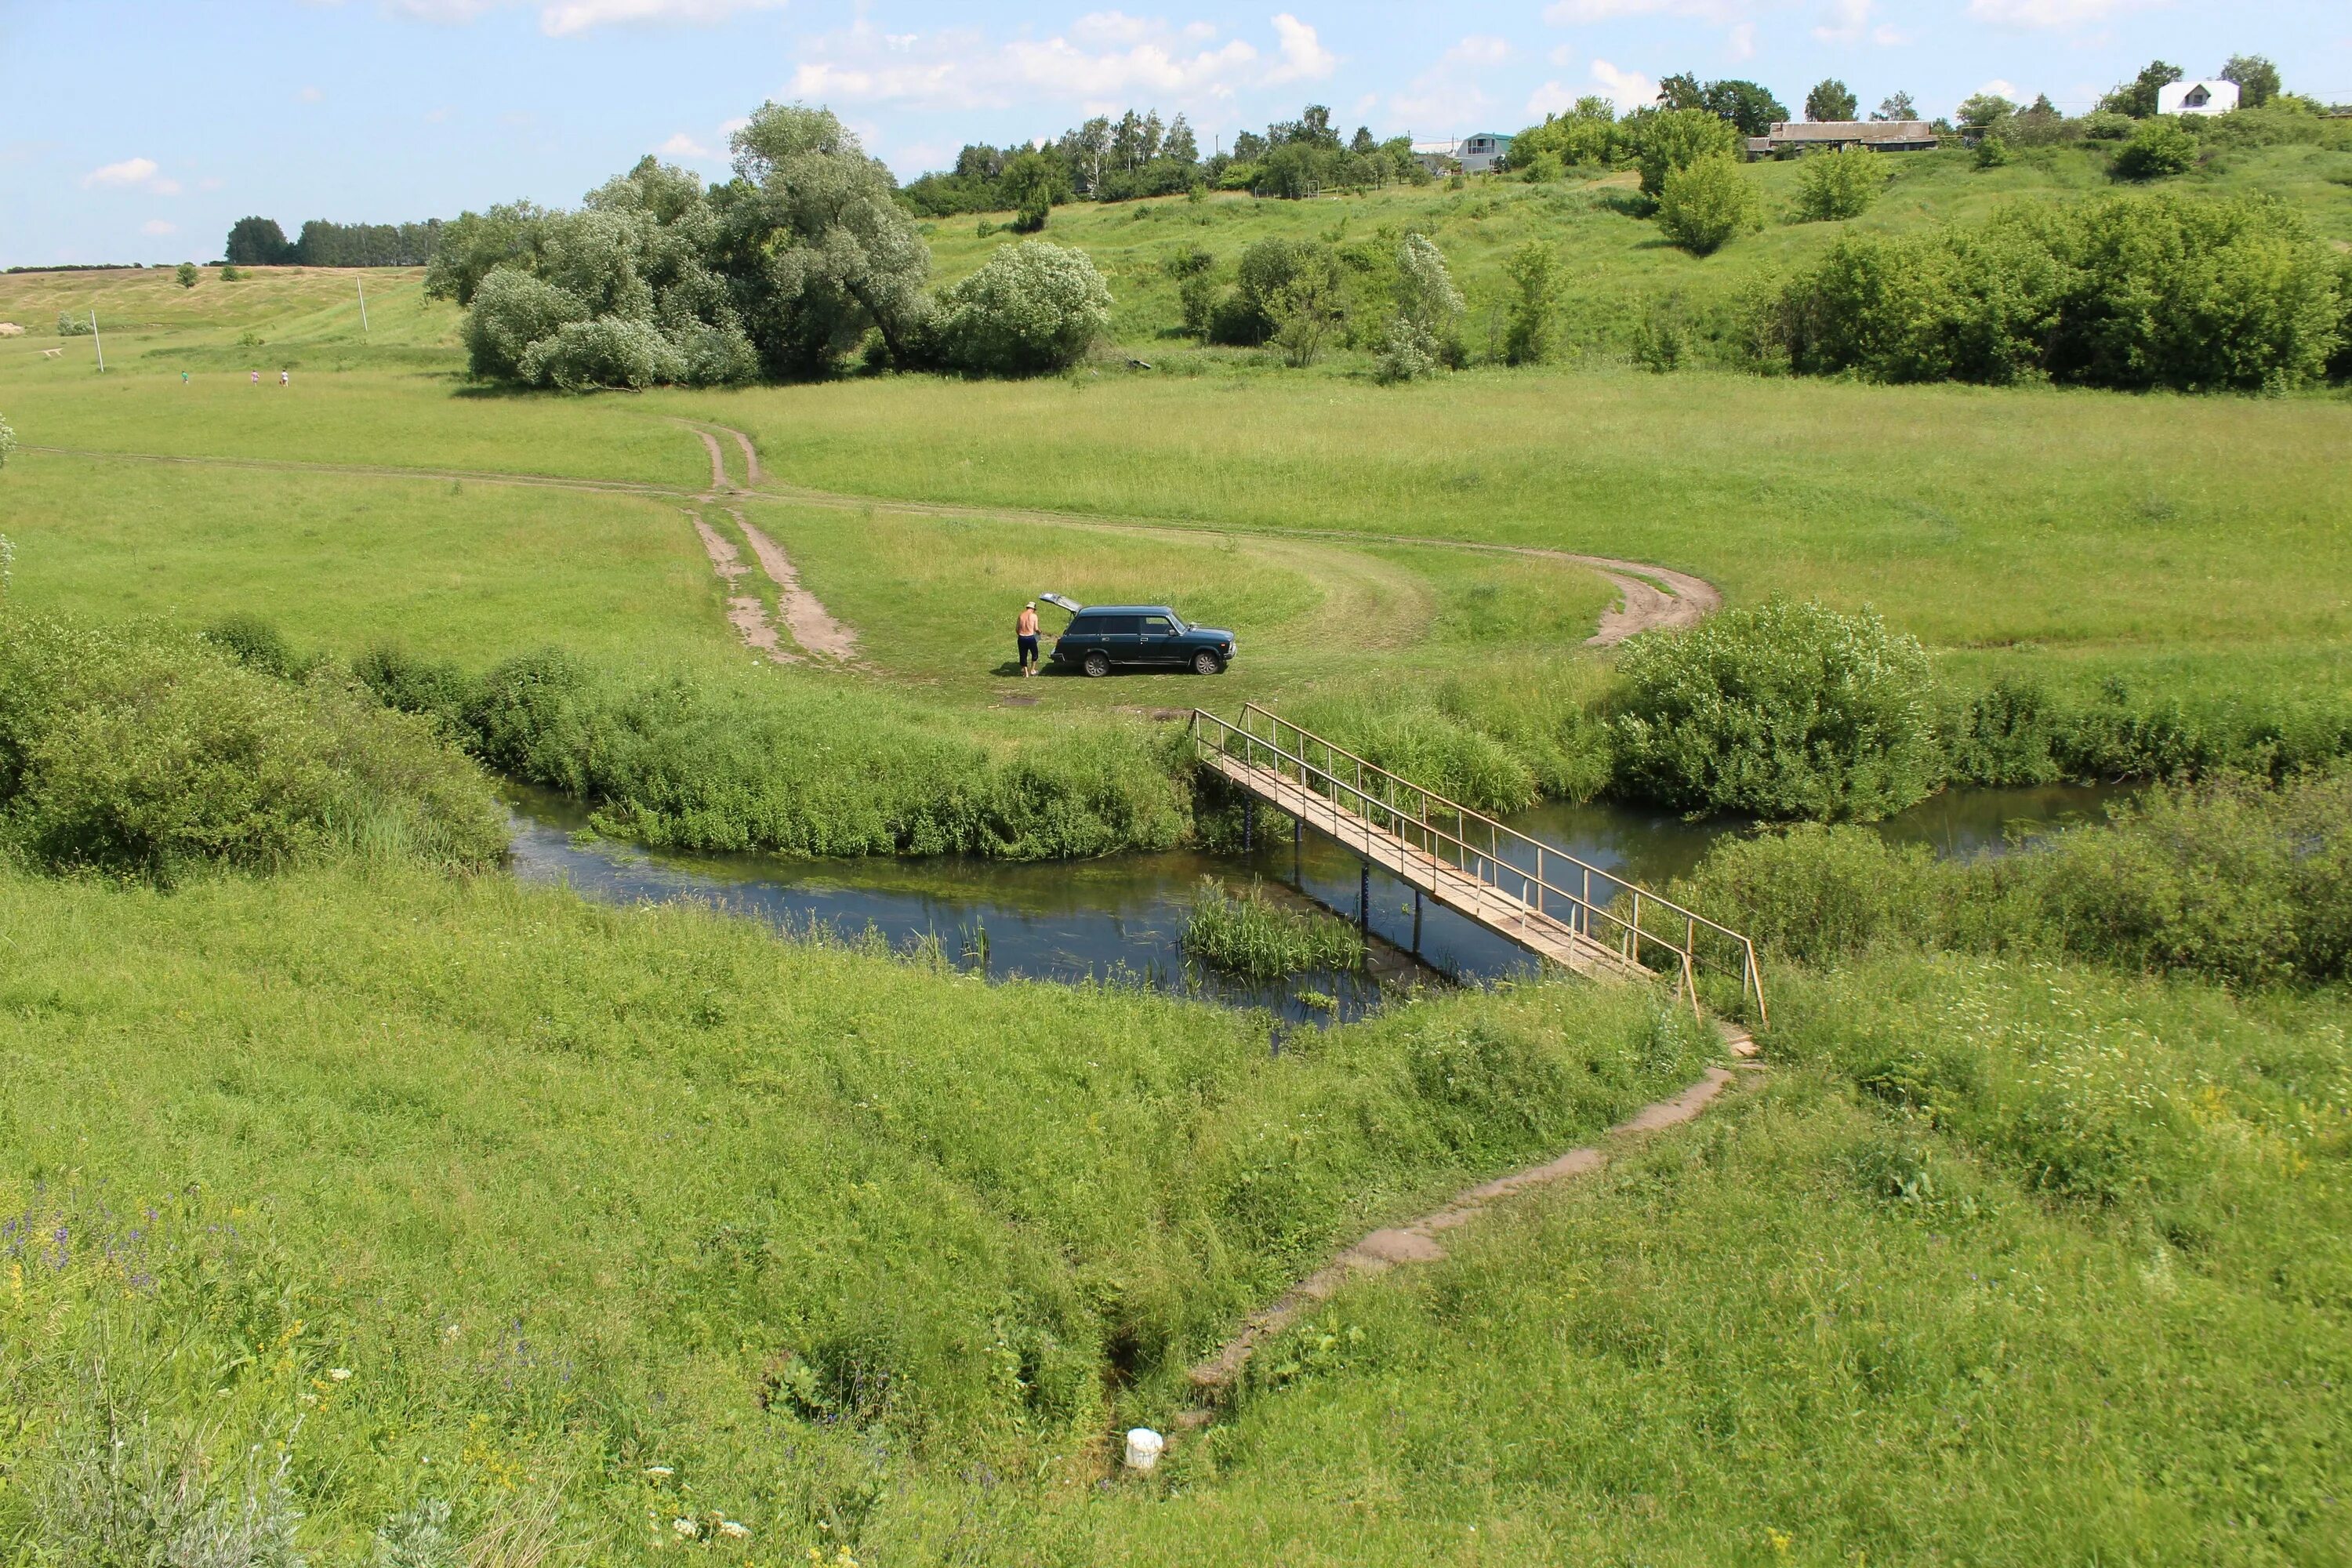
left=2, top=141, right=2350, bottom=1563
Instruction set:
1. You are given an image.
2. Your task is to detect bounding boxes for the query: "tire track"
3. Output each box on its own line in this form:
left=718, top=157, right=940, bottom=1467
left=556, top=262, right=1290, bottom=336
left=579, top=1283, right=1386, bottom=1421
left=23, top=428, right=1722, bottom=648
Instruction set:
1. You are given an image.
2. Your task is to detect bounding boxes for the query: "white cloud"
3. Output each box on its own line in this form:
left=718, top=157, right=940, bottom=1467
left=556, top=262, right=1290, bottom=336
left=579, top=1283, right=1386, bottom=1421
left=658, top=131, right=718, bottom=159
left=372, top=0, right=786, bottom=33
left=298, top=85, right=325, bottom=103
left=1588, top=60, right=1659, bottom=114
left=1264, top=13, right=1336, bottom=85
left=1813, top=0, right=1871, bottom=42
left=83, top=156, right=158, bottom=187
left=786, top=14, right=1335, bottom=114
left=1387, top=34, right=1511, bottom=133
left=1544, top=0, right=1745, bottom=21
left=83, top=156, right=182, bottom=195
left=1976, top=78, right=2024, bottom=100
left=539, top=0, right=785, bottom=35
left=143, top=219, right=176, bottom=235
left=1965, top=0, right=2146, bottom=26
left=1548, top=43, right=1575, bottom=67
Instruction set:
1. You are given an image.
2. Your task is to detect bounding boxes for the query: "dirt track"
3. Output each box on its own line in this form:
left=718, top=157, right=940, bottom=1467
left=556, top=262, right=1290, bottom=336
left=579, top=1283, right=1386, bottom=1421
left=1180, top=1025, right=1759, bottom=1424
left=27, top=423, right=1722, bottom=652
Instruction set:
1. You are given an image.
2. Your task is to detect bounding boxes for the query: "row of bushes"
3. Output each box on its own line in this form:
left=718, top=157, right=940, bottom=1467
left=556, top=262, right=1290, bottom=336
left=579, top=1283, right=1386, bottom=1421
left=1765, top=193, right=2352, bottom=391
left=358, top=644, right=1187, bottom=858
left=0, top=614, right=506, bottom=880
left=1674, top=768, right=2352, bottom=987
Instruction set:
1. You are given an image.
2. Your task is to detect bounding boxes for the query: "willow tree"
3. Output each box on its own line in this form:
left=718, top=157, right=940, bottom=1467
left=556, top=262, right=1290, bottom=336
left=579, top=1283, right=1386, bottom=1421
left=715, top=103, right=932, bottom=375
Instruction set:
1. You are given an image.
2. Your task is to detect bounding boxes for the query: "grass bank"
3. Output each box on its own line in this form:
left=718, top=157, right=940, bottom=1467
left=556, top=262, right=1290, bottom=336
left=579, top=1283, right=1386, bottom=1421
left=0, top=858, right=1714, bottom=1561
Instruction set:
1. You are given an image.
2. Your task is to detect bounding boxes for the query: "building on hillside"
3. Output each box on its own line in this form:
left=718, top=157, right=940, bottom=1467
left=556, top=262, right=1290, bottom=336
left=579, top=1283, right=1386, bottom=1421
left=1456, top=132, right=1514, bottom=173
left=1744, top=120, right=1939, bottom=157
left=1411, top=132, right=1515, bottom=175
left=2158, top=79, right=2241, bottom=116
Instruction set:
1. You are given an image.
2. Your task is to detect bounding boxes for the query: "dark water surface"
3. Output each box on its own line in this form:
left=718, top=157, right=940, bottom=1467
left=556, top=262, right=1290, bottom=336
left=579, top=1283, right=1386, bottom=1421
left=507, top=782, right=2129, bottom=1025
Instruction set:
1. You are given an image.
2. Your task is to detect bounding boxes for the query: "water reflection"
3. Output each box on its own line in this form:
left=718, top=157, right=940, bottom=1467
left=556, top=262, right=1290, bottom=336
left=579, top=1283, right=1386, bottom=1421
left=506, top=782, right=2129, bottom=1025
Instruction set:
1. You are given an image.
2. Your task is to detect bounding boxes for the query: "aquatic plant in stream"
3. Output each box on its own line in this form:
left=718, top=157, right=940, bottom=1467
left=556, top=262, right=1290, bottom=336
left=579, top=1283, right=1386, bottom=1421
left=1184, top=877, right=1366, bottom=980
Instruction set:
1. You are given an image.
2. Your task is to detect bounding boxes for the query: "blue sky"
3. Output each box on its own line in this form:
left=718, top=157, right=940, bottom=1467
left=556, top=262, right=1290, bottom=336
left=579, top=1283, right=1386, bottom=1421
left=5, top=0, right=2349, bottom=267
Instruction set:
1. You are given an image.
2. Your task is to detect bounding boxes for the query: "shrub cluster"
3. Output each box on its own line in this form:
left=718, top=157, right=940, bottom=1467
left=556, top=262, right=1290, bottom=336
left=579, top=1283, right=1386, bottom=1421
left=1184, top=877, right=1366, bottom=978
left=0, top=615, right=505, bottom=879
left=927, top=240, right=1110, bottom=376
left=1613, top=601, right=1940, bottom=822
left=1791, top=147, right=1887, bottom=221
left=1656, top=155, right=1762, bottom=256
left=1677, top=768, right=2352, bottom=987
left=360, top=645, right=1188, bottom=858
left=1768, top=193, right=2347, bottom=390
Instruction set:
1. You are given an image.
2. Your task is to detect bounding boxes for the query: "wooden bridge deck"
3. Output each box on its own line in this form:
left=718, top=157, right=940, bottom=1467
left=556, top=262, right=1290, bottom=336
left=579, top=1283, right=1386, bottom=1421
left=1200, top=750, right=1652, bottom=983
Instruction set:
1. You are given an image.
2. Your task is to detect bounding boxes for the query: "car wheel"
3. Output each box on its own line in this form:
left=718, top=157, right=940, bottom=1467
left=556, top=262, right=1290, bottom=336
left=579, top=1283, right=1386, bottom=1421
left=1192, top=650, right=1224, bottom=676
left=1083, top=651, right=1112, bottom=678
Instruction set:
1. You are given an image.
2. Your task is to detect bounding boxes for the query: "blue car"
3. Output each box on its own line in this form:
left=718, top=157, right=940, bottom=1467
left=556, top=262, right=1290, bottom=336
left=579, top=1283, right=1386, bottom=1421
left=1041, top=595, right=1236, bottom=677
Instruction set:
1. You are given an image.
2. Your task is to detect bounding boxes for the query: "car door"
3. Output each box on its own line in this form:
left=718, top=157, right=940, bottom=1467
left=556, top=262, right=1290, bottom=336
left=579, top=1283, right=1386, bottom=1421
left=1135, top=613, right=1182, bottom=666
left=1096, top=615, right=1142, bottom=664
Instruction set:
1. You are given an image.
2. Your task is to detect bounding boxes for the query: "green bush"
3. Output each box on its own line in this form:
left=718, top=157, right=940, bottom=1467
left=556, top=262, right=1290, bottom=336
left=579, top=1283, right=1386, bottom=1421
left=2111, top=120, right=2199, bottom=180
left=1501, top=241, right=1559, bottom=364
left=1184, top=877, right=1366, bottom=978
left=463, top=651, right=1187, bottom=859
left=1612, top=600, right=1940, bottom=822
left=1792, top=147, right=1886, bottom=221
left=1670, top=825, right=1947, bottom=964
left=1656, top=155, right=1762, bottom=256
left=1770, top=194, right=2343, bottom=391
left=1635, top=108, right=1740, bottom=198
left=517, top=315, right=688, bottom=391
left=460, top=267, right=587, bottom=381
left=1374, top=233, right=1464, bottom=383
left=933, top=240, right=1112, bottom=376
left=1973, top=133, right=2013, bottom=169
left=0, top=614, right=505, bottom=879
left=2009, top=770, right=2352, bottom=986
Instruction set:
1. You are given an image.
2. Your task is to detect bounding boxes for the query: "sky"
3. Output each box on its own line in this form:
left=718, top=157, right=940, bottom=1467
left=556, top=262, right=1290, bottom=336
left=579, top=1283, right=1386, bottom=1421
left=5, top=0, right=2349, bottom=268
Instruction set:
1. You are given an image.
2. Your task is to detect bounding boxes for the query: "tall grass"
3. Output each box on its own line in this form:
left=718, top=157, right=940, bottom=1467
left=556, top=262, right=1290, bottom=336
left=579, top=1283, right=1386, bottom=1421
left=0, top=858, right=1718, bottom=1561
left=1184, top=877, right=1366, bottom=978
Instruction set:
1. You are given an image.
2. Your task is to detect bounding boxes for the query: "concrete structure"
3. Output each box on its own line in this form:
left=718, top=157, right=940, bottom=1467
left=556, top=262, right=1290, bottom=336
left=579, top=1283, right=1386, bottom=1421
left=2158, top=79, right=2241, bottom=117
left=1744, top=119, right=1938, bottom=157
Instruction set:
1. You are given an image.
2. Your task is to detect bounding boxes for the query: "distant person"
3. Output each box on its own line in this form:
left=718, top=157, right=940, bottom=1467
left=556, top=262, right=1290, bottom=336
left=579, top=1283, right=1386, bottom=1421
left=249, top=369, right=259, bottom=387
left=280, top=369, right=289, bottom=387
left=1016, top=601, right=1041, bottom=677
left=180, top=371, right=189, bottom=384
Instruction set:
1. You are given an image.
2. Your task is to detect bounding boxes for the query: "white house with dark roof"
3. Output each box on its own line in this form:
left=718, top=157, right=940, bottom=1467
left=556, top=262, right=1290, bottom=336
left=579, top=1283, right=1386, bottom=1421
left=2158, top=79, right=2240, bottom=116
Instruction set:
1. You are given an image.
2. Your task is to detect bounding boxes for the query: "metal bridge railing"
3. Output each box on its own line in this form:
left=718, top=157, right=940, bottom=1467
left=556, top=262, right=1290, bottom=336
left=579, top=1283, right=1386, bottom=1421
left=1190, top=703, right=1766, bottom=1025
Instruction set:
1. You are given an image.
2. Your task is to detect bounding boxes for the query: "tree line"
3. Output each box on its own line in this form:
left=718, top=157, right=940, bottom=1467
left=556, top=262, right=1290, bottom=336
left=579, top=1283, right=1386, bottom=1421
left=899, top=102, right=1430, bottom=222
left=224, top=217, right=443, bottom=267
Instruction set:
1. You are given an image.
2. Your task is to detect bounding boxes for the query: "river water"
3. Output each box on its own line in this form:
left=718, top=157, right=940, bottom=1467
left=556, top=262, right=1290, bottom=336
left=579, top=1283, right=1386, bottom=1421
left=506, top=782, right=2126, bottom=1025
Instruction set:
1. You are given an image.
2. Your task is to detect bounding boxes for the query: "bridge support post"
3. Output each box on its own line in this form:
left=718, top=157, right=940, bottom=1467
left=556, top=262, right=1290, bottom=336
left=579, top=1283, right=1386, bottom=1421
left=1293, top=815, right=1301, bottom=882
left=1412, top=887, right=1423, bottom=953
left=1243, top=797, right=1254, bottom=855
left=1358, top=863, right=1370, bottom=931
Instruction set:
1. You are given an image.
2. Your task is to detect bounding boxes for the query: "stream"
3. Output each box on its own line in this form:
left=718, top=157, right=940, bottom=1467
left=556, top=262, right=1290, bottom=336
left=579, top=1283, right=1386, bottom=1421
left=506, top=781, right=2129, bottom=1026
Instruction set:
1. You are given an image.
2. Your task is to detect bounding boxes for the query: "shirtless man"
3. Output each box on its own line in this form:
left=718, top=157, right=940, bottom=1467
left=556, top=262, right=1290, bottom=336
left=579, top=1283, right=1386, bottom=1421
left=1015, top=601, right=1041, bottom=677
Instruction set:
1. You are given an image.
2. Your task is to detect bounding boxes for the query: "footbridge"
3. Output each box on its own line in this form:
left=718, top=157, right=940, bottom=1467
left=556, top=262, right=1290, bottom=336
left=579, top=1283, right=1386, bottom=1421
left=1189, top=705, right=1766, bottom=1023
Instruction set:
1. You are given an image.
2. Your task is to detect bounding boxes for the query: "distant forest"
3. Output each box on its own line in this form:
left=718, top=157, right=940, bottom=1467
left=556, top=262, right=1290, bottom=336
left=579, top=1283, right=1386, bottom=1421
left=223, top=216, right=443, bottom=267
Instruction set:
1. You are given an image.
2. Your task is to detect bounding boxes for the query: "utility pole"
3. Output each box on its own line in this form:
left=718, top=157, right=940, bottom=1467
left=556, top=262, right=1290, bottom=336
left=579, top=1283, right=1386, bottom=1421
left=357, top=276, right=369, bottom=336
left=89, top=310, right=103, bottom=372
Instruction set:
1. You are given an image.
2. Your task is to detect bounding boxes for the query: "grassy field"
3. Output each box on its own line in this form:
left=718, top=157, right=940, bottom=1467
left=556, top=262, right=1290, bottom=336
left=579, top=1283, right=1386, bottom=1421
left=5, top=149, right=2352, bottom=1564
left=2, top=858, right=2341, bottom=1563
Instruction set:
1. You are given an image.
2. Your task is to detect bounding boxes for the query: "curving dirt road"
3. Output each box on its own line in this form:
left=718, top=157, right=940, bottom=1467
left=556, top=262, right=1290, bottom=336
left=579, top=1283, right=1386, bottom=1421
left=26, top=423, right=1722, bottom=652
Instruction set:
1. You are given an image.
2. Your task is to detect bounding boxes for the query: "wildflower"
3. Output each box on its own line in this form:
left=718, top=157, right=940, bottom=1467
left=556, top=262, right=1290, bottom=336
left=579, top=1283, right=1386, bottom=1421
left=644, top=1465, right=675, bottom=1479
left=718, top=1521, right=750, bottom=1540
left=673, top=1518, right=699, bottom=1540
left=444, top=1323, right=462, bottom=1342
left=328, top=1368, right=353, bottom=1381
